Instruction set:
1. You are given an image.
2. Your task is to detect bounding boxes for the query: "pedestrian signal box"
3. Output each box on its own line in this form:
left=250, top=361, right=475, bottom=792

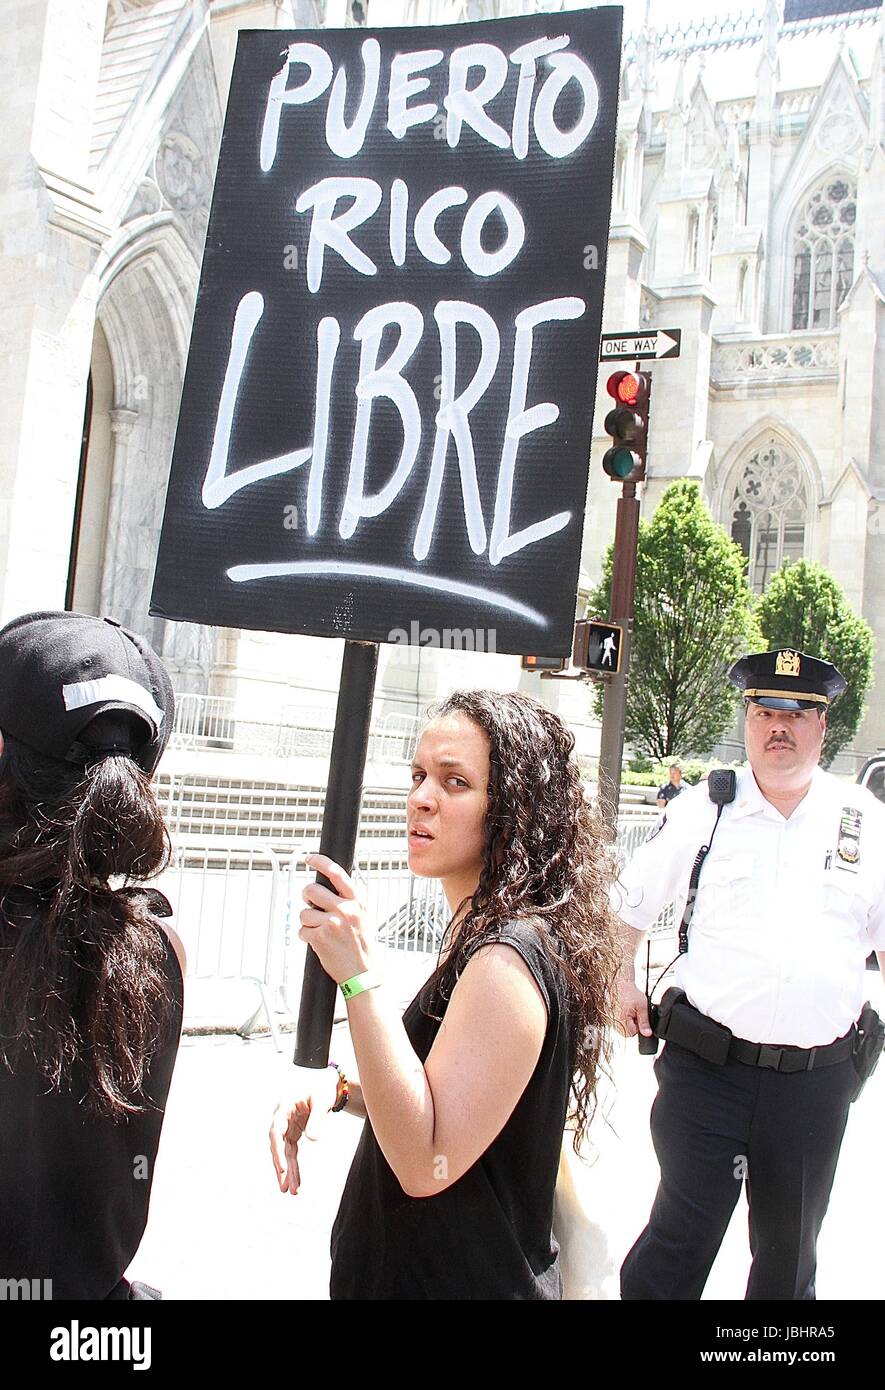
left=573, top=620, right=623, bottom=674
left=520, top=654, right=568, bottom=673
left=602, top=370, right=651, bottom=483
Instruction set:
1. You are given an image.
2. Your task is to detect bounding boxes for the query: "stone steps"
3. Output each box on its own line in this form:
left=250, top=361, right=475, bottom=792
left=156, top=774, right=409, bottom=844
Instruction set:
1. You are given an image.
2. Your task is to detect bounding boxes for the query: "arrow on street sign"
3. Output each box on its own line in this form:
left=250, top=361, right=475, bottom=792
left=600, top=328, right=682, bottom=362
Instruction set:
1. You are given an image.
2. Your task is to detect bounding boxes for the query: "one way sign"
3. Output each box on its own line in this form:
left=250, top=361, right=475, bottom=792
left=600, top=329, right=681, bottom=362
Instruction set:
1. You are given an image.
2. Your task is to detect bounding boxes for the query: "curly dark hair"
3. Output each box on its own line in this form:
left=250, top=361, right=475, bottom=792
left=0, top=721, right=175, bottom=1119
left=424, top=689, right=621, bottom=1151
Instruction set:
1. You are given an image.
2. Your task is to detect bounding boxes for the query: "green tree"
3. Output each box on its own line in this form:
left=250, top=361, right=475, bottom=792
left=588, top=479, right=760, bottom=759
left=755, top=558, right=874, bottom=765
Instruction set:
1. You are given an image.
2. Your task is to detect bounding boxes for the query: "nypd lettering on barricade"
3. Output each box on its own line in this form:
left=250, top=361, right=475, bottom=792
left=151, top=11, right=621, bottom=657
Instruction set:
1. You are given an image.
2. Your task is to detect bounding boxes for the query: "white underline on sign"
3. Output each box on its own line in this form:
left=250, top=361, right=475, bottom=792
left=226, top=560, right=548, bottom=625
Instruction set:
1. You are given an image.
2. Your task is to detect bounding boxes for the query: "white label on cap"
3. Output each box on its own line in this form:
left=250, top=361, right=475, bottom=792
left=62, top=677, right=164, bottom=727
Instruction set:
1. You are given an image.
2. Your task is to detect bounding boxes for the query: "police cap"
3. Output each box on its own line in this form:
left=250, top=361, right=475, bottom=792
left=728, top=649, right=847, bottom=711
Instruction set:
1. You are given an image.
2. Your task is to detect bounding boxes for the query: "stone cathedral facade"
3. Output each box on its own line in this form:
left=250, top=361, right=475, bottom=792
left=3, top=0, right=885, bottom=763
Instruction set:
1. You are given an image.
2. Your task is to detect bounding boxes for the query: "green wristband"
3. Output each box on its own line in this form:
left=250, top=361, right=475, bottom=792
left=339, top=969, right=383, bottom=1001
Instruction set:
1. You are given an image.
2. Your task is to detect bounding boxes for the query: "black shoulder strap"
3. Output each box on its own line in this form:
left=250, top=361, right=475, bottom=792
left=677, top=772, right=737, bottom=955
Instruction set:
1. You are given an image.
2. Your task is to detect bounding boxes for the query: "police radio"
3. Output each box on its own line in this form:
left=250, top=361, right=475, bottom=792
left=708, top=769, right=737, bottom=807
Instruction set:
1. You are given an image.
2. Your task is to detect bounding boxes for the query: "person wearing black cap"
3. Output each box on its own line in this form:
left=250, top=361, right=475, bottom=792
left=613, top=649, right=885, bottom=1300
left=0, top=611, right=185, bottom=1300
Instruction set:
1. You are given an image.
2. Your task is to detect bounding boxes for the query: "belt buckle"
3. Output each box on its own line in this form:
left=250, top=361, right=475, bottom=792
left=756, top=1044, right=783, bottom=1071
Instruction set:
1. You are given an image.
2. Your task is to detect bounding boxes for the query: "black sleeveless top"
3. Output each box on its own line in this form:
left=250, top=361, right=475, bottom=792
left=0, top=896, right=183, bottom=1299
left=330, top=921, right=574, bottom=1300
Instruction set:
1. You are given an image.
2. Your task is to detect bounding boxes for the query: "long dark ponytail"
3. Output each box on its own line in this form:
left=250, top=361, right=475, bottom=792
left=0, top=723, right=176, bottom=1118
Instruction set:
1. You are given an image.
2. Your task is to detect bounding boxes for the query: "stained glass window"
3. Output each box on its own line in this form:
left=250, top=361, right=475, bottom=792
left=791, top=178, right=856, bottom=330
left=728, top=445, right=810, bottom=592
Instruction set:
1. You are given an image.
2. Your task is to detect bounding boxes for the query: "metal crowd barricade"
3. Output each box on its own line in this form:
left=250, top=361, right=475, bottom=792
left=169, top=692, right=422, bottom=764
left=615, top=814, right=659, bottom=864
left=368, top=713, right=421, bottom=765
left=614, top=812, right=677, bottom=938
left=354, top=855, right=448, bottom=954
left=157, top=837, right=285, bottom=1049
left=170, top=693, right=237, bottom=750
left=151, top=805, right=676, bottom=1048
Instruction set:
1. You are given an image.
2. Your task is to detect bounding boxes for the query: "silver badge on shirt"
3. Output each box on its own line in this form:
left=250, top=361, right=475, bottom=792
left=833, top=806, right=862, bottom=872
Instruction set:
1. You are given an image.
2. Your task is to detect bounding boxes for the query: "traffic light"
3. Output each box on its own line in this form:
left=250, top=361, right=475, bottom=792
left=573, top=619, right=623, bottom=674
left=520, top=654, right=568, bottom=672
left=602, top=370, right=651, bottom=482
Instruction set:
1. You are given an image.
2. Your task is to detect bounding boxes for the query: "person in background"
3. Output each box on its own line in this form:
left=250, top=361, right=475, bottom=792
left=656, top=763, right=684, bottom=811
left=0, top=612, right=185, bottom=1300
left=270, top=690, right=621, bottom=1300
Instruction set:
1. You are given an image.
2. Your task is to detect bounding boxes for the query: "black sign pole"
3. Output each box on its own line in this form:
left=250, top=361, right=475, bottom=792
left=293, top=638, right=379, bottom=1068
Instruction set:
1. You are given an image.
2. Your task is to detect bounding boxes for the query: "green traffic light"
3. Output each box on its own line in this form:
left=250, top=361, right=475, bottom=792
left=603, top=446, right=637, bottom=479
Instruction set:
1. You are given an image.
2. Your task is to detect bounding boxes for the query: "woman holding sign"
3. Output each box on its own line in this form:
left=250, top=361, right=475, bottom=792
left=269, top=689, right=619, bottom=1299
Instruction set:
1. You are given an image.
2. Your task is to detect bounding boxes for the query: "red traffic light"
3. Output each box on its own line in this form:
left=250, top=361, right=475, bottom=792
left=606, top=370, right=650, bottom=407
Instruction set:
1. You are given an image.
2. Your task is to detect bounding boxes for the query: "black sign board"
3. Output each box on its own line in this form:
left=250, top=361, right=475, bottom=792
left=151, top=10, right=622, bottom=656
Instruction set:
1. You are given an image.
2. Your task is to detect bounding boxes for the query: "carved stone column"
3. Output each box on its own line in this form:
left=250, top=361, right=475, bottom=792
left=98, top=405, right=138, bottom=618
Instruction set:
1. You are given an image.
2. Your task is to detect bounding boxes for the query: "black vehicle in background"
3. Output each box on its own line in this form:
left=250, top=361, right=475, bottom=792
left=857, top=756, right=885, bottom=969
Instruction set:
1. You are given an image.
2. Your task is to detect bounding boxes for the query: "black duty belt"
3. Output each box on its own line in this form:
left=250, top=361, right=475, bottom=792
left=727, top=1032, right=855, bottom=1073
left=654, top=988, right=856, bottom=1072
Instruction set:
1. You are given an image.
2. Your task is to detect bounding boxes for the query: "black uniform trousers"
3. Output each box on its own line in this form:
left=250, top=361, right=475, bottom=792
left=620, top=1039, right=856, bottom=1300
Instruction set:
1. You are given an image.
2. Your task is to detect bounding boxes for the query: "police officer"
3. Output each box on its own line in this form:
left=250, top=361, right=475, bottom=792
left=615, top=649, right=885, bottom=1301
left=656, top=763, right=683, bottom=810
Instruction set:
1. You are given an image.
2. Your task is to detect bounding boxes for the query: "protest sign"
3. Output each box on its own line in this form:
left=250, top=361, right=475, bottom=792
left=151, top=9, right=622, bottom=656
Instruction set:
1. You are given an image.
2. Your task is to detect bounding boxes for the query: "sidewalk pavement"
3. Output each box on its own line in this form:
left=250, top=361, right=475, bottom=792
left=131, top=965, right=885, bottom=1301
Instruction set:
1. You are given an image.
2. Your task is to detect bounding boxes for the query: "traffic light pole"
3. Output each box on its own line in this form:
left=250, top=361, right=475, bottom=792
left=597, top=479, right=640, bottom=836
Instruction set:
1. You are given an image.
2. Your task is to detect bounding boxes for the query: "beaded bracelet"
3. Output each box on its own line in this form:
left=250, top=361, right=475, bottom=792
left=328, top=1060, right=349, bottom=1113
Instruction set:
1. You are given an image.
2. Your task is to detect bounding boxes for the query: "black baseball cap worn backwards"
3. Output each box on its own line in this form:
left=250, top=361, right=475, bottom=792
left=728, top=649, right=847, bottom=711
left=0, top=611, right=174, bottom=775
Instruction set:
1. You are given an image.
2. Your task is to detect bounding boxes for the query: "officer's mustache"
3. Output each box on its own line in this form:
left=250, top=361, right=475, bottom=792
left=766, top=733, right=796, bottom=749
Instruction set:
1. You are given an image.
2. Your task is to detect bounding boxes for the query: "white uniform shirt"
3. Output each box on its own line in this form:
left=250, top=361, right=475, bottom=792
left=612, top=765, right=885, bottom=1047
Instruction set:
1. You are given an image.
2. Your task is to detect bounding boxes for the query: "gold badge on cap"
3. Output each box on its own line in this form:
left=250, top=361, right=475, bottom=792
left=775, top=650, right=801, bottom=677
